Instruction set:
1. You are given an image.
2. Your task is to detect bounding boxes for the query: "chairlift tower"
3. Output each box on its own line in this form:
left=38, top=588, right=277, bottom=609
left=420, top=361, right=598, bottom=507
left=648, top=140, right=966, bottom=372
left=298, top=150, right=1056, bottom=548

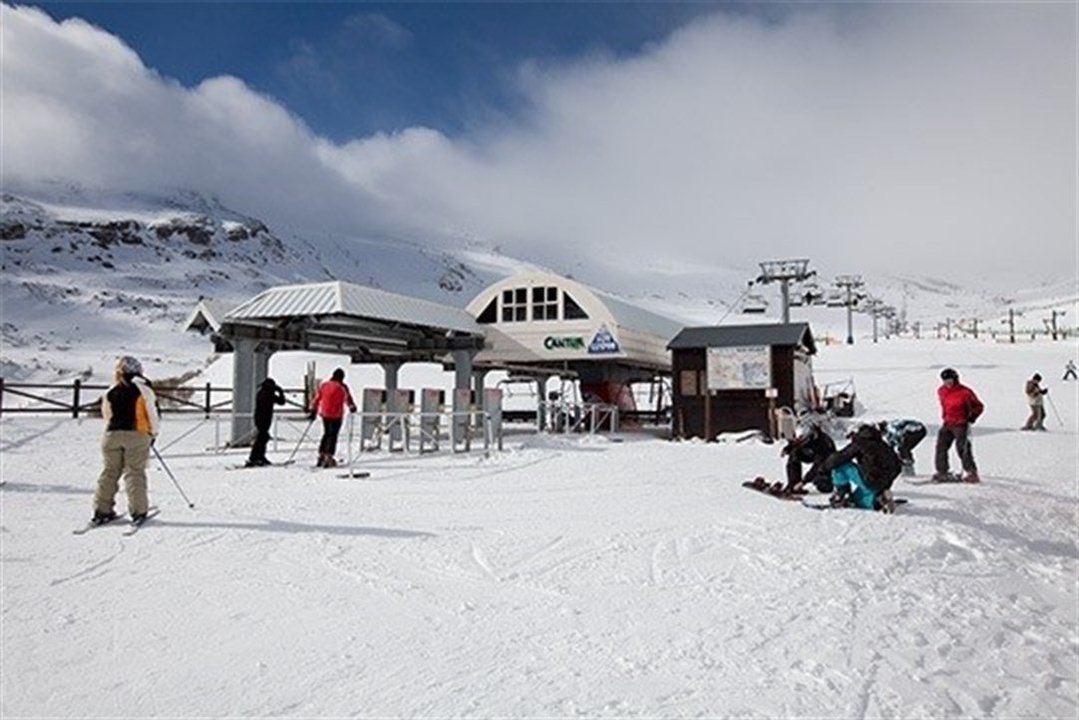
left=754, top=259, right=813, bottom=324
left=834, top=275, right=864, bottom=345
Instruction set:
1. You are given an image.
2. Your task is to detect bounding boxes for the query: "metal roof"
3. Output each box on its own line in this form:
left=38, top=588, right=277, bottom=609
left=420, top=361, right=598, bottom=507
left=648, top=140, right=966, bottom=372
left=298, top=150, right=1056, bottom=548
left=182, top=299, right=231, bottom=334
left=668, top=322, right=816, bottom=354
left=596, top=291, right=685, bottom=342
left=225, top=281, right=482, bottom=335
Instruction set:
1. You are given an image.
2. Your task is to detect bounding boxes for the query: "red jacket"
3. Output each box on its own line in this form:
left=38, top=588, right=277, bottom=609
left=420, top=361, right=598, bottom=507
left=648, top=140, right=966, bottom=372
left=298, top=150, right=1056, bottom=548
left=938, top=382, right=984, bottom=427
left=310, top=380, right=356, bottom=420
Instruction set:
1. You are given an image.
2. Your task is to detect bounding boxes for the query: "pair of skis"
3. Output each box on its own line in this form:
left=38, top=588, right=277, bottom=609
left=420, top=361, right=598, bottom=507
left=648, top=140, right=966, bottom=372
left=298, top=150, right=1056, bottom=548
left=73, top=507, right=160, bottom=536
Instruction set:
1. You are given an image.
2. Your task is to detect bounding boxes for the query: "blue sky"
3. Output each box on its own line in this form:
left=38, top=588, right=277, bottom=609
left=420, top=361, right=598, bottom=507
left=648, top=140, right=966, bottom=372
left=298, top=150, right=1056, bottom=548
left=39, top=2, right=727, bottom=141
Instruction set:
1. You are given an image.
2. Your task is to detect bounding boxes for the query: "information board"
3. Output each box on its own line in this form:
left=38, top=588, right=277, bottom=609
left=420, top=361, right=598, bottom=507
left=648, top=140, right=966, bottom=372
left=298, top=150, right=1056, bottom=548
left=705, top=345, right=772, bottom=390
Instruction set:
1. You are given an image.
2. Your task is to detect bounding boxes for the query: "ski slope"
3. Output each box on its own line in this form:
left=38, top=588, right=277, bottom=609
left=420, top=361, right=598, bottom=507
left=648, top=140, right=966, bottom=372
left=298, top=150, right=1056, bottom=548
left=1, top=337, right=1076, bottom=718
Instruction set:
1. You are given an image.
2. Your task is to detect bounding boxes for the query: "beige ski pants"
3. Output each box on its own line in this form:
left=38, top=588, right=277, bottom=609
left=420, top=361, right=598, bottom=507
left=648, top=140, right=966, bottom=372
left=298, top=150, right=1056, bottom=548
left=94, top=431, right=151, bottom=516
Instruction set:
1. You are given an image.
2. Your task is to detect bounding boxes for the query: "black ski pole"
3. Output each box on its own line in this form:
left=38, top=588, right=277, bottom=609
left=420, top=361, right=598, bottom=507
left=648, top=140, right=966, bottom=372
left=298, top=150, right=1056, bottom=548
left=284, top=416, right=316, bottom=466
left=152, top=444, right=195, bottom=509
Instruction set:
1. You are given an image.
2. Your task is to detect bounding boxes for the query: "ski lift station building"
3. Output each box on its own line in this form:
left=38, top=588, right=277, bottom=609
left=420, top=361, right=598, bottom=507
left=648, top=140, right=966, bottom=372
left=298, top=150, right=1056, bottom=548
left=187, top=273, right=684, bottom=443
left=465, top=272, right=684, bottom=408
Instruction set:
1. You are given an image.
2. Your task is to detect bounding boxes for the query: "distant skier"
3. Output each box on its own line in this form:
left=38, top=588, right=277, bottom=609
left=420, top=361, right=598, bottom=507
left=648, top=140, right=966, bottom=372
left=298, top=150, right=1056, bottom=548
left=780, top=417, right=836, bottom=493
left=821, top=423, right=903, bottom=512
left=90, top=356, right=160, bottom=525
left=309, top=368, right=357, bottom=468
left=1022, top=373, right=1048, bottom=431
left=1063, top=360, right=1077, bottom=381
left=878, top=418, right=927, bottom=476
left=246, top=377, right=286, bottom=467
left=933, top=368, right=984, bottom=483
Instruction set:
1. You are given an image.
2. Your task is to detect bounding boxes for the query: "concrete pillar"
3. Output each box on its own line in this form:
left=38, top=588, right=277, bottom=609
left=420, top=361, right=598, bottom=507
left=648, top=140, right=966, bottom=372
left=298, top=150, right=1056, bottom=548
left=451, top=350, right=475, bottom=448
left=230, top=337, right=257, bottom=446
left=452, top=350, right=474, bottom=393
left=382, top=362, right=401, bottom=391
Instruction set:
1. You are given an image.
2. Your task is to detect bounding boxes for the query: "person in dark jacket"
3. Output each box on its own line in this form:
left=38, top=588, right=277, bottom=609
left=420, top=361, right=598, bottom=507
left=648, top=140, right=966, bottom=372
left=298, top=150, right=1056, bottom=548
left=933, top=367, right=984, bottom=482
left=246, top=377, right=286, bottom=467
left=878, top=418, right=928, bottom=476
left=821, top=423, right=903, bottom=512
left=781, top=420, right=837, bottom=493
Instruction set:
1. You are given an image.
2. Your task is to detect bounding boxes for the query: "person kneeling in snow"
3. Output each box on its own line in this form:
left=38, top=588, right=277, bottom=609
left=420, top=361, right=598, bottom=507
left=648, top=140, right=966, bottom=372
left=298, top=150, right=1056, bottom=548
left=821, top=424, right=903, bottom=513
left=780, top=418, right=836, bottom=494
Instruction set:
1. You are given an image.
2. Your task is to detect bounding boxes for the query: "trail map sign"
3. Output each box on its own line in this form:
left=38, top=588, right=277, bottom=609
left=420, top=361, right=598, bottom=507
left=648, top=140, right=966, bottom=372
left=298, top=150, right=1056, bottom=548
left=706, top=345, right=772, bottom=390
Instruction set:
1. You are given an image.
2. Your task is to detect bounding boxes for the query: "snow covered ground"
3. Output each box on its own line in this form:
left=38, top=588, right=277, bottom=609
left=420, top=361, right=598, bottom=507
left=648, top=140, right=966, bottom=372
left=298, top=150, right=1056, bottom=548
left=1, top=337, right=1077, bottom=718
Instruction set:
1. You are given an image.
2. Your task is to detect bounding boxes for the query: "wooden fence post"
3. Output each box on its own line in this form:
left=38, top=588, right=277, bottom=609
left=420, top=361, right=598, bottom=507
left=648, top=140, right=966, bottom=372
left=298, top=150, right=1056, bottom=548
left=205, top=382, right=212, bottom=419
left=73, top=379, right=81, bottom=418
left=0, top=378, right=4, bottom=417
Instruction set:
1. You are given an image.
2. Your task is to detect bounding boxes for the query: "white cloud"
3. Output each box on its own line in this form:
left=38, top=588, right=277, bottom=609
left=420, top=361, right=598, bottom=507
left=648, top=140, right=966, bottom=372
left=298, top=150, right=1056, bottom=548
left=2, top=3, right=1074, bottom=288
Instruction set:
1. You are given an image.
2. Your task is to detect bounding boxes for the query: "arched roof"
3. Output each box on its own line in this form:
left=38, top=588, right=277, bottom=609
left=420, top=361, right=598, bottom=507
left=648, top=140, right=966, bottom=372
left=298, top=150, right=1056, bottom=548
left=467, top=272, right=683, bottom=340
left=466, top=271, right=684, bottom=373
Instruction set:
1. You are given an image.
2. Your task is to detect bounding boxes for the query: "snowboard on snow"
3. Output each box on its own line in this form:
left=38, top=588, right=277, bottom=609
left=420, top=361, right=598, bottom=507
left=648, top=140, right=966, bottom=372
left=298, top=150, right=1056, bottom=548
left=741, top=477, right=809, bottom=501
left=906, top=473, right=974, bottom=486
left=801, top=498, right=908, bottom=511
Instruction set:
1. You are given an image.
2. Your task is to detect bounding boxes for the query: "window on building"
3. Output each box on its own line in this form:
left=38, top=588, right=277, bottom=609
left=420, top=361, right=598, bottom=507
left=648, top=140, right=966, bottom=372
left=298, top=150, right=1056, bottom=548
left=563, top=292, right=589, bottom=320
left=476, top=298, right=497, bottom=324
left=532, top=286, right=559, bottom=321
left=501, top=288, right=528, bottom=322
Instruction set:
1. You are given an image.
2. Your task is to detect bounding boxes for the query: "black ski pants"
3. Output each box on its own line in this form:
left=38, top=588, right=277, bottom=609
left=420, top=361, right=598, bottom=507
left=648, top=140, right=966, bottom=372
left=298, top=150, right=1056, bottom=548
left=318, top=417, right=343, bottom=457
left=934, top=423, right=977, bottom=475
left=247, top=422, right=271, bottom=463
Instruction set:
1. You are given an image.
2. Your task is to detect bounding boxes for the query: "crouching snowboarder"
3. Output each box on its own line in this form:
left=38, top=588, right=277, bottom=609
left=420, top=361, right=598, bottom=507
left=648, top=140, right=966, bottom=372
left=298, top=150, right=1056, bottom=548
left=821, top=423, right=903, bottom=513
left=781, top=418, right=836, bottom=494
left=878, top=418, right=927, bottom=476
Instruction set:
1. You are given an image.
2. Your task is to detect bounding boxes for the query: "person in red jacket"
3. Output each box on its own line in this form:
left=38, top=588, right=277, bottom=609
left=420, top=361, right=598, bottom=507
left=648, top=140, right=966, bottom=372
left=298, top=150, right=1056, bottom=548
left=309, top=368, right=357, bottom=467
left=933, top=367, right=985, bottom=483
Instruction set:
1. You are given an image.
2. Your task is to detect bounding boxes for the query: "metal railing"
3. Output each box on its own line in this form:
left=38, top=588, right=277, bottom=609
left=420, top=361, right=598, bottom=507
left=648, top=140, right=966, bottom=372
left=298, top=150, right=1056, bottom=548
left=0, top=379, right=305, bottom=418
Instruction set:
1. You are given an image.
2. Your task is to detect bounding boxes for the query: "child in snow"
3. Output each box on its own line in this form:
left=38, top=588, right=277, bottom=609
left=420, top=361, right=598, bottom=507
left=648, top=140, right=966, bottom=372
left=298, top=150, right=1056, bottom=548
left=878, top=419, right=927, bottom=476
left=91, top=356, right=160, bottom=525
left=1022, top=373, right=1048, bottom=431
left=821, top=423, right=903, bottom=513
left=780, top=417, right=836, bottom=493
left=309, top=368, right=357, bottom=468
left=933, top=368, right=984, bottom=483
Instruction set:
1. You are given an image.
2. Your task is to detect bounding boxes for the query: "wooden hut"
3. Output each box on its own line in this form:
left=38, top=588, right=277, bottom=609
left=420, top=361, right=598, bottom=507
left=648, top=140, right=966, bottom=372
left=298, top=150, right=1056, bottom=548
left=668, top=323, right=817, bottom=440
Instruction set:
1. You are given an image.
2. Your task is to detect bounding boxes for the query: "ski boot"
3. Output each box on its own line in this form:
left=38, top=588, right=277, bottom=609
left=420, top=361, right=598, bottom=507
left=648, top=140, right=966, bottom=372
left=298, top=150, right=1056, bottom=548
left=961, top=471, right=980, bottom=484
left=877, top=489, right=896, bottom=514
left=91, top=510, right=117, bottom=526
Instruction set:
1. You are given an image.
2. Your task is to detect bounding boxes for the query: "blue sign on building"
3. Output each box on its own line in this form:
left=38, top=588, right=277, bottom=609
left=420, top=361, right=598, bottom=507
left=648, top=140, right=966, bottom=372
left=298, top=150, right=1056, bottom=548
left=587, top=325, right=620, bottom=354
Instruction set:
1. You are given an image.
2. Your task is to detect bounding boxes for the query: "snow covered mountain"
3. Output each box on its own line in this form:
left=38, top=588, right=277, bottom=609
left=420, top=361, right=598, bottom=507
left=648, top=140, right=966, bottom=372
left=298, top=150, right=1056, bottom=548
left=1, top=185, right=1075, bottom=384
left=0, top=186, right=537, bottom=382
